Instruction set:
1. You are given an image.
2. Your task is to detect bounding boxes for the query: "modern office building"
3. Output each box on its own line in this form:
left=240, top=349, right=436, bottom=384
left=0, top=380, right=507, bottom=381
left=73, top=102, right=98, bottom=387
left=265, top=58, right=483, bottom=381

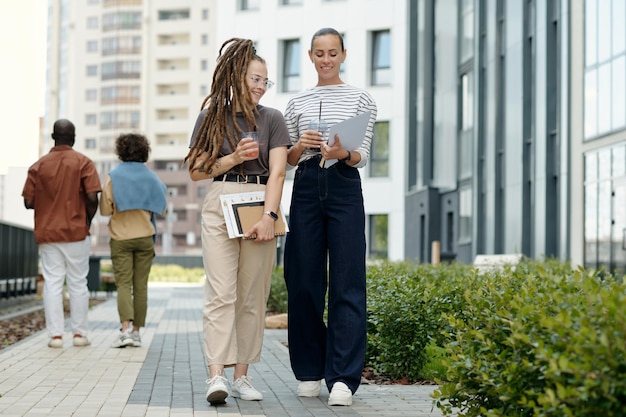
left=405, top=0, right=570, bottom=265
left=405, top=0, right=626, bottom=275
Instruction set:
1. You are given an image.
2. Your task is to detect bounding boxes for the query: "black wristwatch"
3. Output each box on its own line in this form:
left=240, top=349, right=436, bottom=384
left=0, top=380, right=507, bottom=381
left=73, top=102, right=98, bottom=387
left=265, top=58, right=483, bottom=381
left=340, top=150, right=351, bottom=163
left=264, top=210, right=278, bottom=221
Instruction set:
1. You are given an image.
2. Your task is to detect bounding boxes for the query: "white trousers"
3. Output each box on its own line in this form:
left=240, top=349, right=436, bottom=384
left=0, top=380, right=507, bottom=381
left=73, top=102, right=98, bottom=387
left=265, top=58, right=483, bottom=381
left=39, top=237, right=90, bottom=337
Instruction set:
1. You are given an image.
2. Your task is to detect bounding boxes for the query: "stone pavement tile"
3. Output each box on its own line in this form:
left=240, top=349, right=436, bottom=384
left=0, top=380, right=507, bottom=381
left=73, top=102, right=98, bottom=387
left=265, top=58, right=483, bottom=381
left=0, top=283, right=450, bottom=416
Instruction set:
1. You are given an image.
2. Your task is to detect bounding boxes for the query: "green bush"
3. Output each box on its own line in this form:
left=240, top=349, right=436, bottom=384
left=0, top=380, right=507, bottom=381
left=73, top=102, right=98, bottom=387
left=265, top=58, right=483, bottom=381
left=433, top=261, right=626, bottom=417
left=366, top=261, right=475, bottom=383
left=267, top=266, right=288, bottom=314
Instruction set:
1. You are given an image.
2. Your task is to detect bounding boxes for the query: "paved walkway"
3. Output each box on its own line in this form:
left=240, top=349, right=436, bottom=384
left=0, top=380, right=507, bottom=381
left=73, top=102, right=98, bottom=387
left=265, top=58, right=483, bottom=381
left=0, top=283, right=444, bottom=416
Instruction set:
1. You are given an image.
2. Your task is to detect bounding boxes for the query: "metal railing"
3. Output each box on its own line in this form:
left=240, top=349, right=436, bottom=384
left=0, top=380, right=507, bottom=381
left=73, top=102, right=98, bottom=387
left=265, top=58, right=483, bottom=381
left=0, top=221, right=38, bottom=299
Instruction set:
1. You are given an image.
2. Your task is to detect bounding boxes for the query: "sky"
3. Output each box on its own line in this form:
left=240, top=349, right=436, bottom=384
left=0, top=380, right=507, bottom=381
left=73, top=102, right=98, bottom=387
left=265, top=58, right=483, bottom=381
left=0, top=1, right=47, bottom=175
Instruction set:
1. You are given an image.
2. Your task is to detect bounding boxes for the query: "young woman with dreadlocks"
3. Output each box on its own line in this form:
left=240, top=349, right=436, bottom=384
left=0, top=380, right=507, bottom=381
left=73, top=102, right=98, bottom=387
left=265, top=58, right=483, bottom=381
left=185, top=38, right=290, bottom=405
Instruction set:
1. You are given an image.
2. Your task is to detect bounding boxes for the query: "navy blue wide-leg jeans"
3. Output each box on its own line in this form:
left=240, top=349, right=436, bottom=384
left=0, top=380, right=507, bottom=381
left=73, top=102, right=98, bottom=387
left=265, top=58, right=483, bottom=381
left=284, top=156, right=367, bottom=394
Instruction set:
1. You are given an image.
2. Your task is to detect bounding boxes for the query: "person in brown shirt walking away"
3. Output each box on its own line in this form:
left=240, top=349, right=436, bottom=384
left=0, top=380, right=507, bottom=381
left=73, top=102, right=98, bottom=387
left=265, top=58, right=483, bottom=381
left=22, top=119, right=102, bottom=348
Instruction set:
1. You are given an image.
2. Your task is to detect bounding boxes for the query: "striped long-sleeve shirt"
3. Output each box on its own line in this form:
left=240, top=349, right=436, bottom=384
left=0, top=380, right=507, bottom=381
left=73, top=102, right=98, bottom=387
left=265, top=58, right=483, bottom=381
left=284, top=84, right=377, bottom=169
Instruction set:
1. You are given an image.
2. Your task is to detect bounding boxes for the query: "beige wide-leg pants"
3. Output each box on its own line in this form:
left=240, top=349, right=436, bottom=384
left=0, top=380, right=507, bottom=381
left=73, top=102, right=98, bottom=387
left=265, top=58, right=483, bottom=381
left=201, top=180, right=276, bottom=366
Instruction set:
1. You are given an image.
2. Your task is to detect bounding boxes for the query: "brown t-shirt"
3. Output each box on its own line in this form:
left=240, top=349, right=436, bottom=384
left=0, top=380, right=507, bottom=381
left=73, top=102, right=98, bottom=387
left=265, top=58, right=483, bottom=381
left=189, top=105, right=291, bottom=176
left=22, top=145, right=102, bottom=244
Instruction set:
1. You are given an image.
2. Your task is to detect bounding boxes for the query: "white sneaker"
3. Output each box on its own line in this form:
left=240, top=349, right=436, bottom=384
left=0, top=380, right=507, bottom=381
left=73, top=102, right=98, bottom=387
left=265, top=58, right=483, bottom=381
left=297, top=380, right=322, bottom=397
left=111, top=330, right=133, bottom=348
left=48, top=337, right=63, bottom=348
left=205, top=375, right=229, bottom=404
left=231, top=375, right=263, bottom=401
left=130, top=330, right=142, bottom=347
left=328, top=382, right=352, bottom=406
left=72, top=335, right=91, bottom=347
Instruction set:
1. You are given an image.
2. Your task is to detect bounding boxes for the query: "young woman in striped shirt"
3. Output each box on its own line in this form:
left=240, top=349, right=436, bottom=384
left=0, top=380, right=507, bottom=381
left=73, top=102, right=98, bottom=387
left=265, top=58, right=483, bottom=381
left=283, top=27, right=378, bottom=407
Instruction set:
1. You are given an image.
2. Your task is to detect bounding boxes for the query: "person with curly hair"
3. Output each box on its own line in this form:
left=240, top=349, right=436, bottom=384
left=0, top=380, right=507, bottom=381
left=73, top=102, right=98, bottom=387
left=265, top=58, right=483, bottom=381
left=185, top=38, right=290, bottom=405
left=100, top=132, right=167, bottom=349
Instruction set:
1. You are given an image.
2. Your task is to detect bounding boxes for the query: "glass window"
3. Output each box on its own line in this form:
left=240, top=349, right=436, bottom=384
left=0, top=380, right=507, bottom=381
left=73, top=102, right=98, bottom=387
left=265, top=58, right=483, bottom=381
left=101, top=85, right=140, bottom=105
left=368, top=214, right=388, bottom=259
left=459, top=72, right=474, bottom=179
left=584, top=69, right=597, bottom=138
left=371, top=30, right=391, bottom=86
left=613, top=0, right=626, bottom=55
left=598, top=180, right=611, bottom=263
left=584, top=182, right=598, bottom=268
left=461, top=72, right=474, bottom=130
left=460, top=0, right=474, bottom=62
left=85, top=89, right=97, bottom=101
left=597, top=63, right=611, bottom=133
left=585, top=151, right=598, bottom=182
left=85, top=114, right=97, bottom=126
left=613, top=145, right=626, bottom=178
left=86, top=40, right=98, bottom=52
left=157, top=9, right=190, bottom=21
left=612, top=56, right=626, bottom=130
left=202, top=34, right=208, bottom=45
left=597, top=0, right=611, bottom=63
left=85, top=138, right=96, bottom=149
left=586, top=1, right=597, bottom=66
left=281, top=0, right=302, bottom=4
left=87, top=16, right=99, bottom=29
left=103, top=11, right=142, bottom=31
left=370, top=121, right=389, bottom=177
left=202, top=9, right=209, bottom=20
left=598, top=148, right=612, bottom=180
left=282, top=39, right=300, bottom=93
left=459, top=187, right=473, bottom=241
left=86, top=65, right=98, bottom=76
left=101, top=61, right=141, bottom=81
left=240, top=0, right=260, bottom=10
left=584, top=0, right=626, bottom=140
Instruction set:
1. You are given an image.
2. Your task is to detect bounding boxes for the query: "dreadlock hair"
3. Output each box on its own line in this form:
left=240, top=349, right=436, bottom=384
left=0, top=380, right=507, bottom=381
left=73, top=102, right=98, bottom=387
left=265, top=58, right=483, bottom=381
left=184, top=38, right=264, bottom=173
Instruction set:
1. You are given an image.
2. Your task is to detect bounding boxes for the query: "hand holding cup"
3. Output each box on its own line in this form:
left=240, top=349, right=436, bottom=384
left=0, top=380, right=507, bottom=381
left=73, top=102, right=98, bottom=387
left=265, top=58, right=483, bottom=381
left=238, top=131, right=259, bottom=159
left=306, top=119, right=328, bottom=151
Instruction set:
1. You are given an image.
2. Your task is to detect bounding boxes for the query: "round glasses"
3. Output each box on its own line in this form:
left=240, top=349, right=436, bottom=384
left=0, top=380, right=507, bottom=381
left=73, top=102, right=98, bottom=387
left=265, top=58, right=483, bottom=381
left=249, top=75, right=275, bottom=89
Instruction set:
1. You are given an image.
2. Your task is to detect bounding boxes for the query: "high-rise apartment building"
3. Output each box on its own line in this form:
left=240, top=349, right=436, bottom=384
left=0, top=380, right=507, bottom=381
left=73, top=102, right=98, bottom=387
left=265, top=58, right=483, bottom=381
left=46, top=0, right=217, bottom=256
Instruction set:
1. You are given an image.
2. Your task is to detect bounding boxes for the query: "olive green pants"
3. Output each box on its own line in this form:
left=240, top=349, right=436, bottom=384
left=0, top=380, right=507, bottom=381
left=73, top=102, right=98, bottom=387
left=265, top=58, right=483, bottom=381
left=110, top=236, right=155, bottom=327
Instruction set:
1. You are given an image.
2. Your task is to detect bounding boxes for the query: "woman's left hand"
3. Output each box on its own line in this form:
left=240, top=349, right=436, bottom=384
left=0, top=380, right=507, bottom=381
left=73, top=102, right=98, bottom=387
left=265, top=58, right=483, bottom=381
left=243, top=215, right=275, bottom=242
left=320, top=134, right=346, bottom=160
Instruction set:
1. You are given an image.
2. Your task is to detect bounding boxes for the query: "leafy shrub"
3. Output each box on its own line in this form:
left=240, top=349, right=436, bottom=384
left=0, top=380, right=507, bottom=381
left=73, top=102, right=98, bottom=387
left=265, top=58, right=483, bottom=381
left=433, top=261, right=626, bottom=417
left=267, top=266, right=288, bottom=314
left=366, top=261, right=475, bottom=382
